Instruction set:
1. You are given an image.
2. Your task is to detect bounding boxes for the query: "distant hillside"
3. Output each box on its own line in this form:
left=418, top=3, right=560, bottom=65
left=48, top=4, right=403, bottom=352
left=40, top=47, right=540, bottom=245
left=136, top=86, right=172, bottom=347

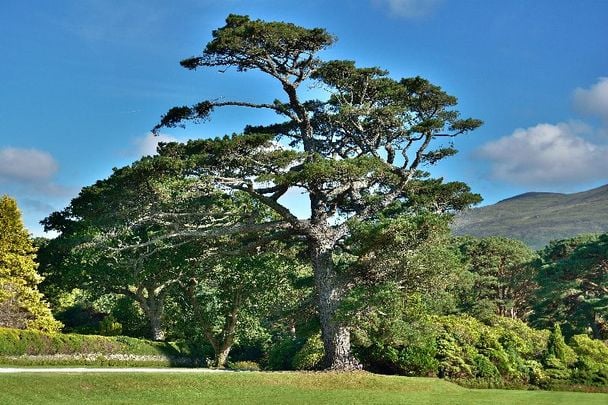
left=452, top=184, right=608, bottom=250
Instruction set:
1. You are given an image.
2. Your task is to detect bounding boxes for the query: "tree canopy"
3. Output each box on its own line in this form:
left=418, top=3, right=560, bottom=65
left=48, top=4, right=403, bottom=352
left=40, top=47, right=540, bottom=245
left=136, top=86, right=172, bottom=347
left=456, top=236, right=538, bottom=320
left=533, top=234, right=608, bottom=339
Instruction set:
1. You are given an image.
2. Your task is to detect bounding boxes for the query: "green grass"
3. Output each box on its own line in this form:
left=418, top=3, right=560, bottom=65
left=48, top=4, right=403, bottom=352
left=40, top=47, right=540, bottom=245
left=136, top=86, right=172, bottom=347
left=1, top=372, right=607, bottom=404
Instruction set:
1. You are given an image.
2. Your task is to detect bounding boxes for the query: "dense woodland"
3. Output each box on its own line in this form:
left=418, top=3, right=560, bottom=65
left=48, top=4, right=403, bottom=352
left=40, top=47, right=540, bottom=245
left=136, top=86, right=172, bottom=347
left=1, top=15, right=607, bottom=389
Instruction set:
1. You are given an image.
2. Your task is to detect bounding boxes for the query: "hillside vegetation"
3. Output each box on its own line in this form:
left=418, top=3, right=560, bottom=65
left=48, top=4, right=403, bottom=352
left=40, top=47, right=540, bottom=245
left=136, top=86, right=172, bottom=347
left=452, top=185, right=608, bottom=249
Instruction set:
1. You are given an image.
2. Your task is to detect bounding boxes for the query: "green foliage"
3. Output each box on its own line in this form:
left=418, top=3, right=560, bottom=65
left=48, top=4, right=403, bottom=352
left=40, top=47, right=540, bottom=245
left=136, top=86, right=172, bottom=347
left=473, top=354, right=500, bottom=381
left=292, top=333, right=324, bottom=370
left=99, top=315, right=123, bottom=336
left=0, top=195, right=61, bottom=332
left=352, top=310, right=576, bottom=387
left=545, top=324, right=577, bottom=365
left=227, top=360, right=261, bottom=371
left=570, top=335, right=608, bottom=386
left=266, top=337, right=303, bottom=371
left=455, top=236, right=538, bottom=320
left=109, top=296, right=149, bottom=337
left=352, top=305, right=608, bottom=389
left=0, top=326, right=181, bottom=357
left=532, top=234, right=608, bottom=339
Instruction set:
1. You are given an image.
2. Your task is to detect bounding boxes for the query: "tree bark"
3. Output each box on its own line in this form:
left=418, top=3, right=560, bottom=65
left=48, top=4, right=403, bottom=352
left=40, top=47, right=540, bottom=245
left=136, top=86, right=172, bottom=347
left=309, top=237, right=359, bottom=370
left=147, top=298, right=165, bottom=341
left=215, top=344, right=232, bottom=368
left=136, top=291, right=166, bottom=341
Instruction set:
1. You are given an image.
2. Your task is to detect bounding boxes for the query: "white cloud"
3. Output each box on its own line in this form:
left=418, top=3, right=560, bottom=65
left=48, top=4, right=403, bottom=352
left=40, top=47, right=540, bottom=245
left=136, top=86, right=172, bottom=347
left=477, top=122, right=608, bottom=185
left=0, top=147, right=59, bottom=183
left=132, top=133, right=179, bottom=156
left=573, top=77, right=608, bottom=123
left=373, top=0, right=442, bottom=18
left=0, top=147, right=73, bottom=236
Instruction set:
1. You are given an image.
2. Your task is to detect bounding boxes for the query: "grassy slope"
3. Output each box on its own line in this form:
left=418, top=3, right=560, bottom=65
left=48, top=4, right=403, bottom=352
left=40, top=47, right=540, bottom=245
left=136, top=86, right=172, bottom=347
left=0, top=372, right=606, bottom=405
left=452, top=185, right=608, bottom=249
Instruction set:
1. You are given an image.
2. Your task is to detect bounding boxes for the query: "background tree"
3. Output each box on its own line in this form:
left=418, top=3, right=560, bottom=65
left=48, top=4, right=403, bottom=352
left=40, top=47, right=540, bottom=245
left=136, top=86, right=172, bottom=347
left=455, top=236, right=538, bottom=320
left=340, top=213, right=468, bottom=374
left=532, top=234, right=608, bottom=339
left=40, top=158, right=223, bottom=340
left=0, top=195, right=61, bottom=332
left=151, top=14, right=482, bottom=369
left=181, top=247, right=308, bottom=367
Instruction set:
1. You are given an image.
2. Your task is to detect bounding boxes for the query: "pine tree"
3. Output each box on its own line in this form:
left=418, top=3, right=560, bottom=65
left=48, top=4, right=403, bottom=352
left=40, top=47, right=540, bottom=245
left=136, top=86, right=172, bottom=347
left=0, top=195, right=61, bottom=332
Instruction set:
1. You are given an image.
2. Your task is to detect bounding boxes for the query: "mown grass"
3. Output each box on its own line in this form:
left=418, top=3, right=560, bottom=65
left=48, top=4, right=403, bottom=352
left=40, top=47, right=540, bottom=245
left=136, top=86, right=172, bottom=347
left=1, top=371, right=607, bottom=404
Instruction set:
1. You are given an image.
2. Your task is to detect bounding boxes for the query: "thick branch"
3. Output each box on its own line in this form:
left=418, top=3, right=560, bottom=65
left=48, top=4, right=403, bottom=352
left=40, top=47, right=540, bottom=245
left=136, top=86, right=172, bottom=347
left=108, top=220, right=292, bottom=253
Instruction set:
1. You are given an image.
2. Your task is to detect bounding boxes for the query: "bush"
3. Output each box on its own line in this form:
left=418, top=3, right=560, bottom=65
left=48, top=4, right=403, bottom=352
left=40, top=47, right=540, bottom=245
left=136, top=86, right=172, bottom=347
left=99, top=315, right=122, bottom=336
left=569, top=334, right=608, bottom=386
left=473, top=354, right=500, bottom=381
left=110, top=297, right=148, bottom=338
left=355, top=314, right=608, bottom=389
left=436, top=331, right=474, bottom=378
left=227, top=360, right=260, bottom=371
left=292, top=333, right=324, bottom=370
left=0, top=326, right=213, bottom=367
left=265, top=337, right=303, bottom=371
left=0, top=326, right=181, bottom=357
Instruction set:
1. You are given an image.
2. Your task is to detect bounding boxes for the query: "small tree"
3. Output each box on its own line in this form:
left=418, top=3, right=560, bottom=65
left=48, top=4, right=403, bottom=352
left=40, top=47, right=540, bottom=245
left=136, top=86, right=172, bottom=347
left=0, top=195, right=61, bottom=332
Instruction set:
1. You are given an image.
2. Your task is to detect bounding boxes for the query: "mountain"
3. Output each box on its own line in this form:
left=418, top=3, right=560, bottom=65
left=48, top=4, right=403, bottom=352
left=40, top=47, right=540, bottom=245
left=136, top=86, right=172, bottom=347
left=451, top=184, right=608, bottom=250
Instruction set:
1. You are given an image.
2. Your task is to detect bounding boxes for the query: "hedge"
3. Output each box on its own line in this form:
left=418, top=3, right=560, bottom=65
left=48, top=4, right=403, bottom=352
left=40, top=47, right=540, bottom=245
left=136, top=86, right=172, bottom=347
left=0, top=327, right=207, bottom=367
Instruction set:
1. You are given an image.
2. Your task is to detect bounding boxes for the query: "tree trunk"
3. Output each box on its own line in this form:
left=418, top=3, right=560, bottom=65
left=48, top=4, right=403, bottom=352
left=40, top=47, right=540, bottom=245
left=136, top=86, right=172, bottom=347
left=214, top=344, right=232, bottom=368
left=140, top=293, right=166, bottom=341
left=148, top=310, right=165, bottom=341
left=310, top=238, right=359, bottom=370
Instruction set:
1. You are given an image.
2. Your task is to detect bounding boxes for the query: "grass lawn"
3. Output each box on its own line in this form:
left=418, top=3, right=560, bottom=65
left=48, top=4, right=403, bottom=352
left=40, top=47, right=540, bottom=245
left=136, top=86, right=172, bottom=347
left=1, top=371, right=607, bottom=404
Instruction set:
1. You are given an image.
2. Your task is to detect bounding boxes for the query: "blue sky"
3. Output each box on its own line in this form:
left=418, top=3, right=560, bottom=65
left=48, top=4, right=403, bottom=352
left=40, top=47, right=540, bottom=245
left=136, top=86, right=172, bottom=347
left=1, top=0, right=607, bottom=235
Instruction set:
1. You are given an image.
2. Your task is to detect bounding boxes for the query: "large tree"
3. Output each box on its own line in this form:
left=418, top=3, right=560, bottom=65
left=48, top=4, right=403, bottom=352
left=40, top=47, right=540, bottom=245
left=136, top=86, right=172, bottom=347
left=150, top=15, right=482, bottom=369
left=0, top=195, right=61, bottom=332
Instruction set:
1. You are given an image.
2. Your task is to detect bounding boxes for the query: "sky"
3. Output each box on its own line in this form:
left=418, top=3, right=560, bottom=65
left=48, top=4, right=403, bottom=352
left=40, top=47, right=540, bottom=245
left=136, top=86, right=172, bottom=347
left=1, top=0, right=607, bottom=236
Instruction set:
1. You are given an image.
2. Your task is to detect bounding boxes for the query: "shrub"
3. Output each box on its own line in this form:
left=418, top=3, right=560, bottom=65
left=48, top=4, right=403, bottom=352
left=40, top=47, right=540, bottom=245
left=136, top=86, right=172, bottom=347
left=396, top=343, right=439, bottom=376
left=266, top=337, right=303, bottom=371
left=545, top=324, right=577, bottom=365
left=436, top=331, right=474, bottom=379
left=227, top=360, right=260, bottom=371
left=473, top=354, right=500, bottom=381
left=520, top=359, right=548, bottom=386
left=292, top=333, right=324, bottom=370
left=0, top=326, right=181, bottom=357
left=542, top=324, right=577, bottom=382
left=569, top=334, right=608, bottom=386
left=99, top=315, right=122, bottom=336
